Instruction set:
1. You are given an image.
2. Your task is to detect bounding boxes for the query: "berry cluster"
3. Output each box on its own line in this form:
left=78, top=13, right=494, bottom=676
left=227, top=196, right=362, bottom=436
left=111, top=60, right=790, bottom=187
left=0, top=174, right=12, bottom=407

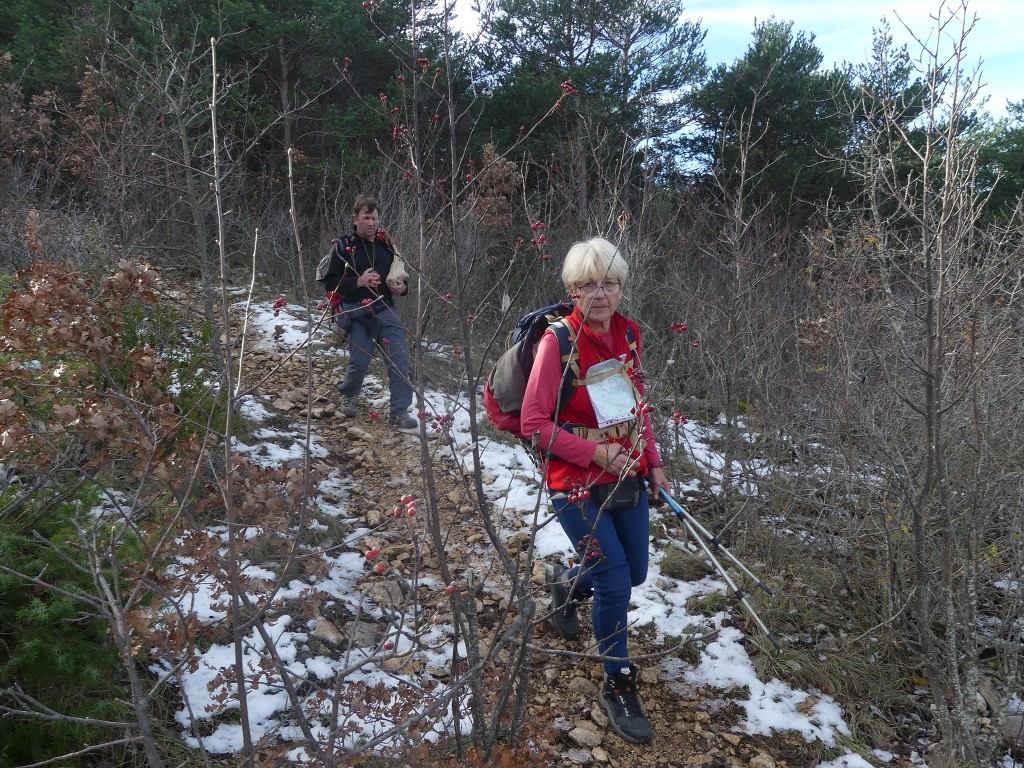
left=632, top=400, right=654, bottom=418
left=392, top=494, right=418, bottom=517
left=272, top=296, right=287, bottom=317
left=429, top=413, right=453, bottom=433
left=567, top=481, right=591, bottom=504
left=578, top=534, right=603, bottom=563
left=365, top=546, right=386, bottom=574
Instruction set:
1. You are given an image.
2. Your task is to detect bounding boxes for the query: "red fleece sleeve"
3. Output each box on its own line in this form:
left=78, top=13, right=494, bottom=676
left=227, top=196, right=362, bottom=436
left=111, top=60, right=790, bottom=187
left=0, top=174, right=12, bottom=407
left=520, top=332, right=597, bottom=467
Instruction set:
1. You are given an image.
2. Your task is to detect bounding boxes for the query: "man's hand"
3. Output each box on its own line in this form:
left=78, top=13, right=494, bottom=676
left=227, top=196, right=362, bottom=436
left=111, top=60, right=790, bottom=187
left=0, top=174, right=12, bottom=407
left=358, top=269, right=381, bottom=288
left=388, top=280, right=406, bottom=295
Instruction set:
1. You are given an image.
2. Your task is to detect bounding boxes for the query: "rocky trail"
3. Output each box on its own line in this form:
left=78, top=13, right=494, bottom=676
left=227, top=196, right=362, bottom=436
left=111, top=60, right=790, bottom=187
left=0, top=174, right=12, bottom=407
left=233, top=314, right=888, bottom=768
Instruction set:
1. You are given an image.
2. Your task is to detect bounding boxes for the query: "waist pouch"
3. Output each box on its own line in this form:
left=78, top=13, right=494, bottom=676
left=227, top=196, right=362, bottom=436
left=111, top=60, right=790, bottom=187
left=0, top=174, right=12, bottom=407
left=591, top=477, right=643, bottom=512
left=336, top=301, right=378, bottom=333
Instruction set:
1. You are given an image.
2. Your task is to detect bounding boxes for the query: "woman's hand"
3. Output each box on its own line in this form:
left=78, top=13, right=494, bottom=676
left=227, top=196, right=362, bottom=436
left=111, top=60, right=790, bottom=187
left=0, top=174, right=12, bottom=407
left=387, top=279, right=406, bottom=295
left=647, top=466, right=669, bottom=501
left=592, top=443, right=637, bottom=478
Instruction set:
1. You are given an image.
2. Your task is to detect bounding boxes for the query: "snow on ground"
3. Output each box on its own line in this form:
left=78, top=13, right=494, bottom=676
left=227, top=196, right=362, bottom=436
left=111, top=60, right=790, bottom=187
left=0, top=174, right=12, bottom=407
left=152, top=298, right=901, bottom=764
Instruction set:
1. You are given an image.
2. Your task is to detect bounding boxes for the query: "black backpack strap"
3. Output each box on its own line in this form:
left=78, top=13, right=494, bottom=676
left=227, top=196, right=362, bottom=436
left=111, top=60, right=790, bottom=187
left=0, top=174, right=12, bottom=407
left=549, top=317, right=579, bottom=414
left=625, top=324, right=638, bottom=367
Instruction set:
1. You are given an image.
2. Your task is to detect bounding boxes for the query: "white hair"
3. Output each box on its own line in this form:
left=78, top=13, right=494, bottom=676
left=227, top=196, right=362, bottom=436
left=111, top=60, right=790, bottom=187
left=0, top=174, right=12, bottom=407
left=561, top=237, right=628, bottom=289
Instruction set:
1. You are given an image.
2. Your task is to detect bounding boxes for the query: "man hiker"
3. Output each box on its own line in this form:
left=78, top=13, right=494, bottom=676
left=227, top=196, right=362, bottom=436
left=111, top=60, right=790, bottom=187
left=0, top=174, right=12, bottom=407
left=321, top=195, right=417, bottom=430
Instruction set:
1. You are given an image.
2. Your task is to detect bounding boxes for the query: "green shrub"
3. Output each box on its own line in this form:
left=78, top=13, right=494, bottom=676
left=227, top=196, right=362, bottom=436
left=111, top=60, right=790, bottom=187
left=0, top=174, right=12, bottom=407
left=0, top=485, right=130, bottom=767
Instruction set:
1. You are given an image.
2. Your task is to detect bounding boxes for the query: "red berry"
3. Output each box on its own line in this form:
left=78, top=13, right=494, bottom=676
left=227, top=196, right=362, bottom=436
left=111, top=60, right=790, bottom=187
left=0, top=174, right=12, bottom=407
left=400, top=494, right=415, bottom=504
left=374, top=561, right=386, bottom=574
left=383, top=640, right=394, bottom=650
left=445, top=582, right=458, bottom=595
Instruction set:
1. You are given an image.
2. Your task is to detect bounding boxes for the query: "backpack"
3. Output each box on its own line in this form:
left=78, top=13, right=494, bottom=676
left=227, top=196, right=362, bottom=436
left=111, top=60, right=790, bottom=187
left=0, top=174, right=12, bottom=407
left=315, top=236, right=355, bottom=316
left=484, top=302, right=643, bottom=452
left=483, top=303, right=581, bottom=442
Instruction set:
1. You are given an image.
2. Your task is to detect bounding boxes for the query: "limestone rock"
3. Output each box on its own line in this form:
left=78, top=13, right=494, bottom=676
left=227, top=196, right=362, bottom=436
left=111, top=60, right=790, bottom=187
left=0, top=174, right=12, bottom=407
left=568, top=726, right=603, bottom=748
left=312, top=618, right=344, bottom=646
left=346, top=425, right=373, bottom=441
left=568, top=676, right=599, bottom=697
left=1002, top=714, right=1024, bottom=753
left=343, top=620, right=378, bottom=647
left=367, top=581, right=404, bottom=606
left=381, top=652, right=422, bottom=674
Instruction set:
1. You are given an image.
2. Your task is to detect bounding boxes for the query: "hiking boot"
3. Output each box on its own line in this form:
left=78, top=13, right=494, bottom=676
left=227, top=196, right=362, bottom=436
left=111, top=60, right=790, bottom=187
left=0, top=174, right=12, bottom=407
left=387, top=413, right=418, bottom=431
left=548, top=563, right=580, bottom=639
left=600, top=667, right=653, bottom=745
left=341, top=395, right=358, bottom=418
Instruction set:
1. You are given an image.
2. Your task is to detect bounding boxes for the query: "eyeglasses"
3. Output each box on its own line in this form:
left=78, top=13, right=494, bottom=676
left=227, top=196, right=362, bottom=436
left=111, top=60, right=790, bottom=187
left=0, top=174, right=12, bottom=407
left=575, top=281, right=622, bottom=296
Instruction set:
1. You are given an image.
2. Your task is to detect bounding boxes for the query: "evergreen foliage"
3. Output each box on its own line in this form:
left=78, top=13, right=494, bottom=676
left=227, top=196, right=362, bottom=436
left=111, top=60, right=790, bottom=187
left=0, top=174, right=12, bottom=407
left=0, top=486, right=129, bottom=767
left=687, top=19, right=855, bottom=225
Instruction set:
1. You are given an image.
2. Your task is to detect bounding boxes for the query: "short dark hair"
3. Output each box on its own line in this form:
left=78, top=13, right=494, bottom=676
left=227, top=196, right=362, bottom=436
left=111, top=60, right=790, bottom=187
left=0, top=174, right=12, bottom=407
left=352, top=195, right=379, bottom=217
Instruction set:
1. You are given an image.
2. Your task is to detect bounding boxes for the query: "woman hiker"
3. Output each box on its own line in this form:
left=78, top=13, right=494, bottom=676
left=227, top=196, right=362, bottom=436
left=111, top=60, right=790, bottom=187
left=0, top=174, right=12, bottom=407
left=520, top=236, right=670, bottom=745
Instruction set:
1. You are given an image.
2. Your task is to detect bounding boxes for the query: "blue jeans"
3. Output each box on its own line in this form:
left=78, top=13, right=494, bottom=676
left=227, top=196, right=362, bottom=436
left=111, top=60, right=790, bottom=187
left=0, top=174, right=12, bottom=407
left=338, top=302, right=413, bottom=417
left=552, top=485, right=650, bottom=675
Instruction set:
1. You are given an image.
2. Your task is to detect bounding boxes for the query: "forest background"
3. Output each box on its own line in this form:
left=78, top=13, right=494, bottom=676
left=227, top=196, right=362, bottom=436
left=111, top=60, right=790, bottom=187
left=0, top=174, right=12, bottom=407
left=1, top=0, right=1024, bottom=766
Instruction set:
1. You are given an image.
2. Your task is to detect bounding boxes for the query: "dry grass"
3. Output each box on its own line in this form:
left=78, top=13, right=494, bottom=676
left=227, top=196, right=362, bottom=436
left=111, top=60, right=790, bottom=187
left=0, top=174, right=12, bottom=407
left=659, top=544, right=715, bottom=581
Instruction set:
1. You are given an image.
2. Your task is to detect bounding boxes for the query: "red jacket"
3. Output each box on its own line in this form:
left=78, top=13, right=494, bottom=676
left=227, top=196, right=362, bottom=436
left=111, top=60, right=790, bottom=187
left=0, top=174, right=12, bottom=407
left=521, top=308, right=661, bottom=492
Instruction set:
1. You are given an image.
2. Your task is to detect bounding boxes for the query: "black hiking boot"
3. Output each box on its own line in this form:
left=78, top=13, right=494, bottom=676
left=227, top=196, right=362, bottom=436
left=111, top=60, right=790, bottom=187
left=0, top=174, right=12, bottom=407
left=341, top=395, right=358, bottom=418
left=600, top=667, right=653, bottom=744
left=387, top=413, right=418, bottom=431
left=548, top=563, right=580, bottom=640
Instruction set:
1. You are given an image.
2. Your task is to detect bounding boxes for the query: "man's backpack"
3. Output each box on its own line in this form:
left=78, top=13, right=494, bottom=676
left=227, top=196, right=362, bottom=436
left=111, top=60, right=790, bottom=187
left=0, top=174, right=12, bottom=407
left=483, top=303, right=580, bottom=441
left=315, top=236, right=354, bottom=317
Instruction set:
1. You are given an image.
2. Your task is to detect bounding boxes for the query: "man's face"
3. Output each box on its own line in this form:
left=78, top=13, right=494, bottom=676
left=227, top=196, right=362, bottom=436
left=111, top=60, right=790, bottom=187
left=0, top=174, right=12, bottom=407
left=353, top=208, right=379, bottom=239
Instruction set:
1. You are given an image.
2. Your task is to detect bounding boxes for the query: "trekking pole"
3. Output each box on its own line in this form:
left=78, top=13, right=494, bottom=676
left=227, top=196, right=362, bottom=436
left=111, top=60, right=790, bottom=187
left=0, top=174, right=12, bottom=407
left=664, top=494, right=773, bottom=597
left=660, top=490, right=782, bottom=651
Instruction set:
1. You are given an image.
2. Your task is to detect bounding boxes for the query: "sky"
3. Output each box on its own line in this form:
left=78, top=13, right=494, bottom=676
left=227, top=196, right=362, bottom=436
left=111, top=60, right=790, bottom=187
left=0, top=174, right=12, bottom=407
left=132, top=296, right=1024, bottom=765
left=680, top=0, right=1021, bottom=117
